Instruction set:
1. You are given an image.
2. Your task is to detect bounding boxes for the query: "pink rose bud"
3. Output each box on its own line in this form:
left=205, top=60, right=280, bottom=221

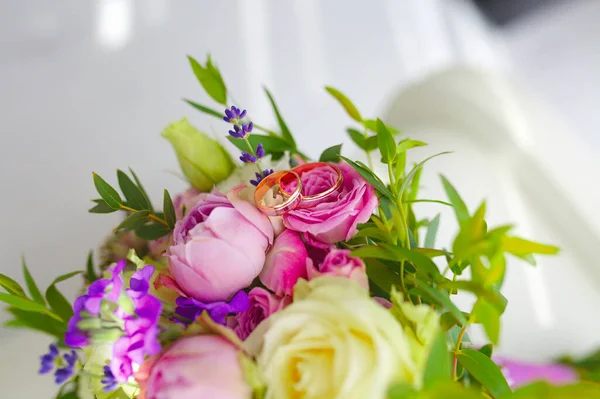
left=167, top=189, right=273, bottom=302
left=283, top=162, right=378, bottom=245
left=307, top=247, right=369, bottom=290
left=260, top=230, right=308, bottom=296
left=137, top=335, right=251, bottom=399
left=233, top=287, right=291, bottom=340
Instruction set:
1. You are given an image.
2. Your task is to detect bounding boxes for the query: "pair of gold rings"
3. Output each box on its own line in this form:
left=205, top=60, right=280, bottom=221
left=253, top=162, right=343, bottom=216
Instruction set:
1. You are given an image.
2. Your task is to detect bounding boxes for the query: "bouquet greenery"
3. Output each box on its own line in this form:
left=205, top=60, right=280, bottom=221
left=2, top=54, right=599, bottom=399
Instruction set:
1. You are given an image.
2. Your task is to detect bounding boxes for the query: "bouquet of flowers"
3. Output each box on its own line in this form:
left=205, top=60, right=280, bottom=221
left=2, top=54, right=600, bottom=399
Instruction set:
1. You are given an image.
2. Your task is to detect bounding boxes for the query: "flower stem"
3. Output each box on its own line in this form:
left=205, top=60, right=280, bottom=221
left=243, top=137, right=265, bottom=178
left=453, top=325, right=467, bottom=380
left=120, top=205, right=170, bottom=228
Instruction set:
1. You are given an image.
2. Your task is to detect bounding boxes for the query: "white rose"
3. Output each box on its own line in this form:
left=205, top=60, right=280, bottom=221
left=249, top=276, right=418, bottom=399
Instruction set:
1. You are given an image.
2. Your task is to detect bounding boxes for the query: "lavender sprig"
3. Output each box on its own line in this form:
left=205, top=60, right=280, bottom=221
left=223, top=106, right=266, bottom=182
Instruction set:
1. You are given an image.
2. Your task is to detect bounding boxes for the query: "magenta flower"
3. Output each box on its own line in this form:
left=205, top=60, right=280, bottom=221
left=494, top=356, right=579, bottom=388
left=232, top=287, right=291, bottom=340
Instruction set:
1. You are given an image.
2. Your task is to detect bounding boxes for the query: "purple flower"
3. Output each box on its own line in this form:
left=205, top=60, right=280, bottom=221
left=223, top=106, right=247, bottom=123
left=64, top=261, right=127, bottom=348
left=127, top=265, right=154, bottom=299
left=256, top=143, right=265, bottom=159
left=239, top=152, right=257, bottom=164
left=54, top=350, right=78, bottom=384
left=101, top=366, right=118, bottom=392
left=494, top=356, right=578, bottom=388
left=39, top=344, right=59, bottom=374
left=228, top=124, right=244, bottom=139
left=250, top=169, right=275, bottom=187
left=174, top=290, right=249, bottom=325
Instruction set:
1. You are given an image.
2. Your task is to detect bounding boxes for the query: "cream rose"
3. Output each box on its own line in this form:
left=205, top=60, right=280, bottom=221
left=250, top=277, right=418, bottom=399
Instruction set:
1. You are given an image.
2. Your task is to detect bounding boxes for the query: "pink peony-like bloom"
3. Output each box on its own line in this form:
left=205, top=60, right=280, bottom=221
left=259, top=229, right=308, bottom=296
left=167, top=188, right=273, bottom=302
left=283, top=162, right=378, bottom=245
left=173, top=187, right=202, bottom=219
left=494, top=356, right=579, bottom=388
left=137, top=335, right=251, bottom=399
left=307, top=247, right=369, bottom=290
left=232, top=287, right=291, bottom=340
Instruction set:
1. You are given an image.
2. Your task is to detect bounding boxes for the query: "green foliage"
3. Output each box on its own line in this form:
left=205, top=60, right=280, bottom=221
left=163, top=189, right=176, bottom=229
left=188, top=55, right=227, bottom=105
left=457, top=348, right=511, bottom=398
left=423, top=332, right=453, bottom=388
left=22, top=257, right=45, bottom=305
left=264, top=88, right=296, bottom=148
left=0, top=273, right=26, bottom=297
left=376, top=118, right=396, bottom=164
left=318, top=144, right=343, bottom=163
left=117, top=169, right=150, bottom=210
left=46, top=271, right=83, bottom=322
left=86, top=250, right=99, bottom=283
left=325, top=87, right=363, bottom=122
left=93, top=173, right=123, bottom=209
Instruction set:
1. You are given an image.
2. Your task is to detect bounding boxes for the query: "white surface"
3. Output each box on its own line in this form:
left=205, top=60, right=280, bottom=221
left=1, top=0, right=599, bottom=397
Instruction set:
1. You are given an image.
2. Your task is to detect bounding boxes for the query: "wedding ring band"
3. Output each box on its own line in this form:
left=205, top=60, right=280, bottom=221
left=289, top=162, right=343, bottom=208
left=254, top=171, right=302, bottom=216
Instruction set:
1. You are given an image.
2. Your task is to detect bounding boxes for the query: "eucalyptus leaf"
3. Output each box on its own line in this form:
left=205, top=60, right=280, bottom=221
left=376, top=119, right=396, bottom=164
left=325, top=86, right=362, bottom=122
left=117, top=170, right=150, bottom=210
left=135, top=222, right=172, bottom=240
left=88, top=199, right=116, bottom=214
left=163, top=189, right=176, bottom=229
left=22, top=257, right=45, bottom=305
left=188, top=55, right=227, bottom=105
left=440, top=175, right=469, bottom=225
left=115, top=210, right=150, bottom=232
left=264, top=88, right=296, bottom=147
left=457, top=348, right=511, bottom=398
left=92, top=173, right=122, bottom=210
left=0, top=273, right=26, bottom=297
left=319, top=144, right=343, bottom=163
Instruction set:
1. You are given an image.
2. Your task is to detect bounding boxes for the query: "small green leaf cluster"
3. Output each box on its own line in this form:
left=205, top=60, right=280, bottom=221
left=90, top=169, right=176, bottom=240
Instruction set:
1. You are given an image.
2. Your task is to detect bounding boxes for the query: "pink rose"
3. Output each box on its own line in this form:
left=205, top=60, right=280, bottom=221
left=307, top=247, right=369, bottom=290
left=167, top=189, right=273, bottom=302
left=283, top=162, right=378, bottom=245
left=259, top=229, right=308, bottom=296
left=232, top=287, right=291, bottom=340
left=173, top=187, right=202, bottom=219
left=137, top=335, right=251, bottom=399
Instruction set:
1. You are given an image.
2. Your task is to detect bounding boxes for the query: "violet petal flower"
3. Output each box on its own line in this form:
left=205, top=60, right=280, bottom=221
left=39, top=344, right=59, bottom=374
left=175, top=290, right=249, bottom=325
left=256, top=143, right=265, bottom=159
left=239, top=152, right=257, bottom=164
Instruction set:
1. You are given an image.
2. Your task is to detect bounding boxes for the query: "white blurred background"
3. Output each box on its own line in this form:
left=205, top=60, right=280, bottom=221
left=1, top=0, right=600, bottom=397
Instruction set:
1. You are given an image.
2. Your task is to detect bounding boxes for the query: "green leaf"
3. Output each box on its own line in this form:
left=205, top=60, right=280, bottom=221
left=412, top=248, right=446, bottom=258
left=423, top=332, right=452, bottom=388
left=0, top=293, right=62, bottom=321
left=227, top=134, right=293, bottom=156
left=379, top=244, right=443, bottom=281
left=346, top=128, right=366, bottom=149
left=184, top=99, right=223, bottom=118
left=0, top=273, right=26, bottom=297
left=117, top=170, right=150, bottom=210
left=440, top=311, right=471, bottom=331
left=456, top=348, right=511, bottom=398
left=188, top=55, right=227, bottom=105
left=46, top=271, right=82, bottom=322
left=408, top=165, right=423, bottom=202
left=410, top=277, right=467, bottom=326
left=86, top=250, right=99, bottom=283
left=22, top=257, right=45, bottom=305
left=325, top=87, right=362, bottom=122
left=319, top=144, right=343, bottom=163
left=396, top=139, right=427, bottom=153
left=264, top=88, right=296, bottom=147
left=511, top=381, right=600, bottom=399
left=376, top=118, right=396, bottom=164
left=92, top=173, right=122, bottom=210
left=439, top=280, right=507, bottom=314
left=472, top=298, right=501, bottom=344
left=88, top=199, right=117, bottom=214
left=5, top=307, right=66, bottom=339
left=163, top=189, right=176, bottom=229
left=115, top=210, right=150, bottom=232
left=440, top=175, right=469, bottom=225
left=339, top=156, right=394, bottom=200
left=135, top=222, right=172, bottom=240
left=501, top=236, right=559, bottom=259
left=425, top=214, right=441, bottom=248
left=398, top=152, right=450, bottom=198
left=479, top=343, right=493, bottom=358
left=363, top=119, right=400, bottom=135
left=364, top=259, right=403, bottom=294
left=354, top=227, right=394, bottom=243
left=129, top=168, right=153, bottom=211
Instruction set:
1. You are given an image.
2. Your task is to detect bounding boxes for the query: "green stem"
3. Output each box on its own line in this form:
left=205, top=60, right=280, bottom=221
left=119, top=204, right=170, bottom=228
left=243, top=137, right=265, bottom=178
left=453, top=325, right=468, bottom=380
